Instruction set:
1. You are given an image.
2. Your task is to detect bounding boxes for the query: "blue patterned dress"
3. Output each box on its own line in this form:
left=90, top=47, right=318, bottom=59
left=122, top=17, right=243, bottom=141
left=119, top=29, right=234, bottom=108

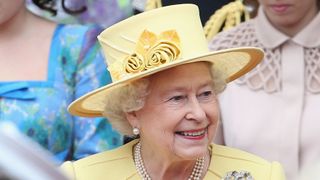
left=0, top=24, right=122, bottom=163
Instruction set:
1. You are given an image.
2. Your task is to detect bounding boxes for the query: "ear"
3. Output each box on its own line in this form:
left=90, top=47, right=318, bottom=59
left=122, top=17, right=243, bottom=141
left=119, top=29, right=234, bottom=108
left=125, top=111, right=141, bottom=128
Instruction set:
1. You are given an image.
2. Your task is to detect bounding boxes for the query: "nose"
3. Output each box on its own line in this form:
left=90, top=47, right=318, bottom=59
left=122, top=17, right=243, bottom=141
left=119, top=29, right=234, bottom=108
left=185, top=96, right=206, bottom=122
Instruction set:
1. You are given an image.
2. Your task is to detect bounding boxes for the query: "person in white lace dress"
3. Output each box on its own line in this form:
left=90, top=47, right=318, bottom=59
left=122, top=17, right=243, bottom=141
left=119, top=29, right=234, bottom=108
left=209, top=0, right=320, bottom=179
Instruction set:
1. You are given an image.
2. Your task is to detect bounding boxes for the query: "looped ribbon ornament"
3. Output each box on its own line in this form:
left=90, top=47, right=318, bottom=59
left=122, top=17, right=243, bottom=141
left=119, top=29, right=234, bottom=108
left=108, top=30, right=181, bottom=80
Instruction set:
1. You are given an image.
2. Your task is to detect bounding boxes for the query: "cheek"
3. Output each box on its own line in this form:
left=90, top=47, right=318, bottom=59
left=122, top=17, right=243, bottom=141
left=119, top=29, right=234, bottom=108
left=141, top=116, right=178, bottom=149
left=207, top=117, right=219, bottom=142
left=139, top=108, right=181, bottom=135
left=205, top=103, right=220, bottom=136
left=258, top=0, right=266, bottom=7
left=206, top=103, right=220, bottom=123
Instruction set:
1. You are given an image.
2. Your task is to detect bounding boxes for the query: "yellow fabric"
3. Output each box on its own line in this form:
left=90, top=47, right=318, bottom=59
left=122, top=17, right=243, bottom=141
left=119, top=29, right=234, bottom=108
left=145, top=0, right=162, bottom=11
left=61, top=140, right=285, bottom=180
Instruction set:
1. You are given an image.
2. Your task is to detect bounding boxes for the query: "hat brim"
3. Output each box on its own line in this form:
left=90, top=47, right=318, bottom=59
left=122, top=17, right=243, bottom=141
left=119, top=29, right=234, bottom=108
left=68, top=47, right=263, bottom=117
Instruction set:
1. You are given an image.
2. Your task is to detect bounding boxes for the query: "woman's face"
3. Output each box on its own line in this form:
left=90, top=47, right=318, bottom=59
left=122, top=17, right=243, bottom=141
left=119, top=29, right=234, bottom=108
left=0, top=0, right=25, bottom=26
left=130, top=62, right=219, bottom=160
left=259, top=0, right=318, bottom=32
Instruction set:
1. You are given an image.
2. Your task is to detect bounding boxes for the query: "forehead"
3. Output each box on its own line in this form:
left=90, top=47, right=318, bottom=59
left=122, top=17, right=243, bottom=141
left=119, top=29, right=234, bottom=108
left=148, top=62, right=213, bottom=90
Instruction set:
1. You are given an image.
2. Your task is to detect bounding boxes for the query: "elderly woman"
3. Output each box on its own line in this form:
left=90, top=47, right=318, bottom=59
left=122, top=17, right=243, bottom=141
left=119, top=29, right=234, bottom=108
left=61, top=4, right=285, bottom=180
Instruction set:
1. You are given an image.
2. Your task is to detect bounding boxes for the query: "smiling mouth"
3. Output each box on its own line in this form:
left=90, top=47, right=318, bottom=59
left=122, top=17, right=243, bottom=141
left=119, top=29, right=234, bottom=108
left=175, top=128, right=206, bottom=138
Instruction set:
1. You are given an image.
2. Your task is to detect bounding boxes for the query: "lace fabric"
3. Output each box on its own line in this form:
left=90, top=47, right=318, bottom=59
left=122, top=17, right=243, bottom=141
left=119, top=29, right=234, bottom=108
left=209, top=20, right=320, bottom=94
left=305, top=47, right=320, bottom=93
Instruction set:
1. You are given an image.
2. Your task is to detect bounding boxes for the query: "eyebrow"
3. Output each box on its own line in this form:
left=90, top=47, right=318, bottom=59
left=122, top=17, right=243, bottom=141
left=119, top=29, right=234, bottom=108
left=162, top=80, right=214, bottom=94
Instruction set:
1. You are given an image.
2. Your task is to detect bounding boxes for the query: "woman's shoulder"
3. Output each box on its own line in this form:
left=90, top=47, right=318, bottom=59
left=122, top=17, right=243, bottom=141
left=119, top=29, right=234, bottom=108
left=60, top=140, right=139, bottom=180
left=208, top=20, right=256, bottom=51
left=211, top=143, right=270, bottom=163
left=207, top=144, right=286, bottom=180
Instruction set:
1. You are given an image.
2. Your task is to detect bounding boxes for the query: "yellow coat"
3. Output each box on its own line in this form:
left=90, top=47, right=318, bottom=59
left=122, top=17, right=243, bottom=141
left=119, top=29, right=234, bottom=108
left=61, top=140, right=285, bottom=180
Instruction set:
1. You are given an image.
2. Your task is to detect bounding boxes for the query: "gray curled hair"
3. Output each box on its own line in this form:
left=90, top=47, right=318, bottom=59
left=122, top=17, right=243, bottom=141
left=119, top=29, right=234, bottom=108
left=102, top=64, right=227, bottom=136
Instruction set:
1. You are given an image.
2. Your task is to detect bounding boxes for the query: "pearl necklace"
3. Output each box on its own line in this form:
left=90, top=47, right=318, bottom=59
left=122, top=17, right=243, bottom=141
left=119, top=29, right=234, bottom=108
left=133, top=142, right=205, bottom=180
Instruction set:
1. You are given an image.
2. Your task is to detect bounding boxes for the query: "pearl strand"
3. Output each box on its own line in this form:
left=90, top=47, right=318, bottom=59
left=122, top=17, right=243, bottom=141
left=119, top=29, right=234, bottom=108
left=133, top=142, right=205, bottom=180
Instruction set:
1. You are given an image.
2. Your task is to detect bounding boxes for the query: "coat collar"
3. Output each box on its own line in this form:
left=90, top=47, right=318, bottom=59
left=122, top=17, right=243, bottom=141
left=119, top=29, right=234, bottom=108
left=294, top=11, right=320, bottom=47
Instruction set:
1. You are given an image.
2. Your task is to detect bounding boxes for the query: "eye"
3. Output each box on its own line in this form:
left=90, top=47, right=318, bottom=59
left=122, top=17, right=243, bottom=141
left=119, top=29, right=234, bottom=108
left=203, top=91, right=212, bottom=96
left=168, top=95, right=186, bottom=102
left=197, top=90, right=214, bottom=101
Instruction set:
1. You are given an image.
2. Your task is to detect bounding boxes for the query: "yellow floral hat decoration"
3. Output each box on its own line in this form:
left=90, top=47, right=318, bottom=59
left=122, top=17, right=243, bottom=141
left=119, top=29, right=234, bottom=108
left=68, top=4, right=264, bottom=117
left=109, top=29, right=181, bottom=80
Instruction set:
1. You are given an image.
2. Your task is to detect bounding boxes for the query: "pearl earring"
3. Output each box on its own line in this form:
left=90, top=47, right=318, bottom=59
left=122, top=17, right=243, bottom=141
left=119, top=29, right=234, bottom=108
left=133, top=127, right=140, bottom=135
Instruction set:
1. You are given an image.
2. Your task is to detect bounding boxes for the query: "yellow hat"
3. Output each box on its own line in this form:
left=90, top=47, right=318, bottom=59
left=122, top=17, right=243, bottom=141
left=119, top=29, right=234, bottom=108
left=68, top=4, right=263, bottom=117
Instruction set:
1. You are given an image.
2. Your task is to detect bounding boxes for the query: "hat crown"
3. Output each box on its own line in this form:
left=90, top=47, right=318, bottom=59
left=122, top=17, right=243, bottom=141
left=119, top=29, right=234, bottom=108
left=98, top=4, right=208, bottom=82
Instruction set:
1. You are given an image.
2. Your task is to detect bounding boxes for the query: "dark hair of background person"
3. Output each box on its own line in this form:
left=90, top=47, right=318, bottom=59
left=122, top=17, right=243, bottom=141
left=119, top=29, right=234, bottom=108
left=243, top=0, right=259, bottom=18
left=32, top=0, right=87, bottom=16
left=134, top=0, right=233, bottom=25
left=162, top=0, right=233, bottom=25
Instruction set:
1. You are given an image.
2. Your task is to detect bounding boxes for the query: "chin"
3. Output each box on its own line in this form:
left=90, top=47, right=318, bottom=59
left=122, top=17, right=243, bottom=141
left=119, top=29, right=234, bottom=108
left=172, top=130, right=212, bottom=159
left=174, top=143, right=209, bottom=160
left=267, top=14, right=298, bottom=28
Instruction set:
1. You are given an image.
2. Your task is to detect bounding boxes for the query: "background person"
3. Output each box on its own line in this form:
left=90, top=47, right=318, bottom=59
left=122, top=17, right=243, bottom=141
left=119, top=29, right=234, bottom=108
left=0, top=0, right=122, bottom=163
left=209, top=0, right=320, bottom=179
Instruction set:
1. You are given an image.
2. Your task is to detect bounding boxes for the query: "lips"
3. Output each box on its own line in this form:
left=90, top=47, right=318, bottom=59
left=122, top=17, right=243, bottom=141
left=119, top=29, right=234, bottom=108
left=270, top=4, right=290, bottom=13
left=175, top=128, right=206, bottom=140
